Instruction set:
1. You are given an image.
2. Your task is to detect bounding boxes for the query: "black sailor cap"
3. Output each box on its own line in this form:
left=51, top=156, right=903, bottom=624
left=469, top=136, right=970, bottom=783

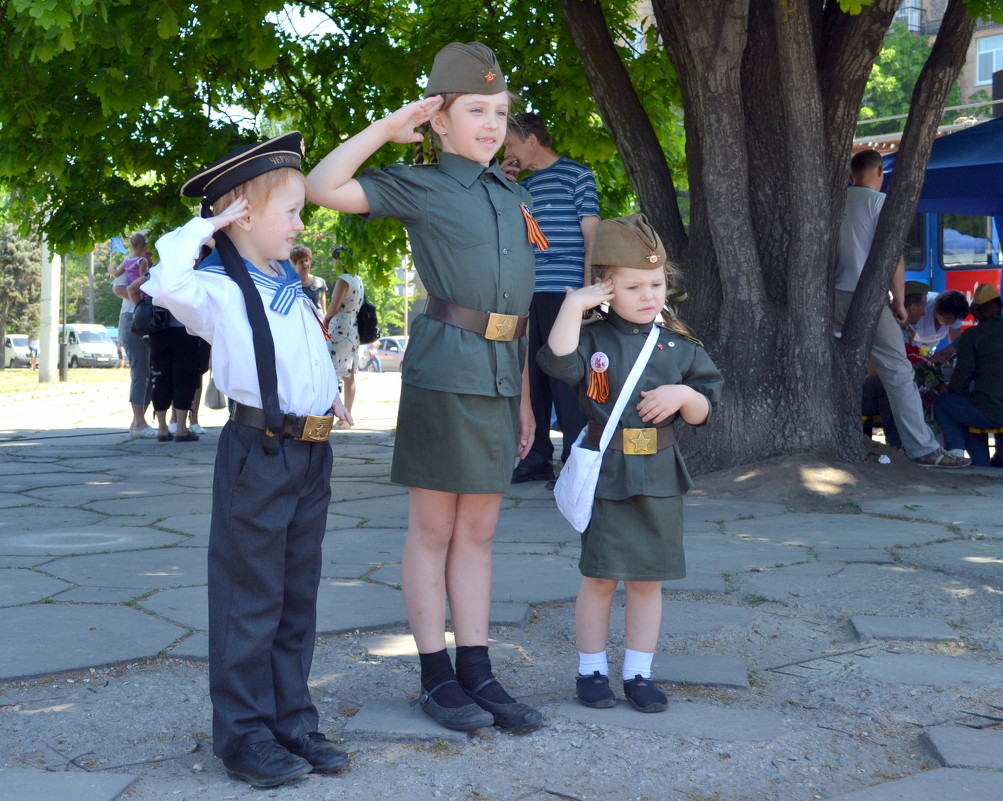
left=181, top=131, right=304, bottom=206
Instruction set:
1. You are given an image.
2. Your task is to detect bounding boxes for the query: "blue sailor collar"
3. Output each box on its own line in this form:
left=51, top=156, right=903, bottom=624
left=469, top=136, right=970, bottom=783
left=436, top=152, right=520, bottom=194
left=198, top=250, right=306, bottom=315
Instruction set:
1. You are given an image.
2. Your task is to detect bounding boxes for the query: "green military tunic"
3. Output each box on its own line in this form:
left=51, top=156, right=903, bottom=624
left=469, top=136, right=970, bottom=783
left=538, top=311, right=724, bottom=580
left=357, top=153, right=536, bottom=492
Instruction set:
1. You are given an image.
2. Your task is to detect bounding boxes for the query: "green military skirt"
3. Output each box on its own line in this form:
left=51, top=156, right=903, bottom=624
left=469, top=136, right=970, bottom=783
left=391, top=383, right=520, bottom=494
left=579, top=494, right=685, bottom=581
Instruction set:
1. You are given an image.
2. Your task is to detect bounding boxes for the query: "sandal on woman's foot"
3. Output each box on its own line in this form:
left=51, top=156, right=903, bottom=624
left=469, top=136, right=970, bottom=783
left=157, top=433, right=174, bottom=442
left=464, top=679, right=543, bottom=732
left=414, top=680, right=494, bottom=731
left=174, top=433, right=199, bottom=442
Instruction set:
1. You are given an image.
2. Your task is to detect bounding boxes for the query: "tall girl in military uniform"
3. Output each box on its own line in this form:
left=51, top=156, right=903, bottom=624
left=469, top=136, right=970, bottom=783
left=538, top=214, right=724, bottom=713
left=307, top=43, right=543, bottom=732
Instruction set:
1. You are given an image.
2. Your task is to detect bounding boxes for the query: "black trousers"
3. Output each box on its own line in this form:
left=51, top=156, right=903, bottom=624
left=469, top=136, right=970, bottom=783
left=517, top=292, right=587, bottom=472
left=207, top=420, right=333, bottom=757
left=148, top=326, right=200, bottom=413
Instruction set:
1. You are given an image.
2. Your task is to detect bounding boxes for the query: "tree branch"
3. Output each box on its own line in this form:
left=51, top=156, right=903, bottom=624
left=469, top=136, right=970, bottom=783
left=560, top=0, right=687, bottom=264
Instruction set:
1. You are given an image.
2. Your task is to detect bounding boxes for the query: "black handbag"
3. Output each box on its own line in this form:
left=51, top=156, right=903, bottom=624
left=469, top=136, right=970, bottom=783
left=356, top=292, right=381, bottom=345
left=131, top=297, right=170, bottom=336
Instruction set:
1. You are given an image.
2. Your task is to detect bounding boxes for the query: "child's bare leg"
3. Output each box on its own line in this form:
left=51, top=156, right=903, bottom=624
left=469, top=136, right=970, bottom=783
left=575, top=576, right=618, bottom=654
left=401, top=487, right=457, bottom=653
left=623, top=580, right=662, bottom=654
left=622, top=580, right=667, bottom=712
left=444, top=492, right=502, bottom=646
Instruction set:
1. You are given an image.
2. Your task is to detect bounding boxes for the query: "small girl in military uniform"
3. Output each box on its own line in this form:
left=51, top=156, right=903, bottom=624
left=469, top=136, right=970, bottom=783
left=538, top=214, right=724, bottom=713
left=307, top=43, right=543, bottom=732
left=146, top=133, right=352, bottom=788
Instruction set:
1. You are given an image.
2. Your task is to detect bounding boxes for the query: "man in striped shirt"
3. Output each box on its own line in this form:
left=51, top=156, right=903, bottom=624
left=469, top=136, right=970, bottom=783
left=504, top=113, right=601, bottom=485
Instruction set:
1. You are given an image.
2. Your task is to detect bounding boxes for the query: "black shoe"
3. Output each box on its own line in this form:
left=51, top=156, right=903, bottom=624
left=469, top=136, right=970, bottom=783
left=464, top=679, right=543, bottom=732
left=281, top=732, right=349, bottom=773
left=623, top=675, right=668, bottom=713
left=576, top=671, right=616, bottom=708
left=511, top=467, right=555, bottom=484
left=545, top=479, right=557, bottom=491
left=417, top=680, right=494, bottom=731
left=222, top=740, right=312, bottom=788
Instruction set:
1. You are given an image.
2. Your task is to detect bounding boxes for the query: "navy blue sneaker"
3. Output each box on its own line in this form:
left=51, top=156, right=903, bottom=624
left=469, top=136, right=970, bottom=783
left=623, top=675, right=668, bottom=713
left=576, top=671, right=616, bottom=708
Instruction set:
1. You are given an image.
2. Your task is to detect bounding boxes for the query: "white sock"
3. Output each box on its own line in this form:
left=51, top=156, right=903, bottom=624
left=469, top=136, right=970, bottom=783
left=578, top=650, right=609, bottom=677
left=622, top=648, right=654, bottom=681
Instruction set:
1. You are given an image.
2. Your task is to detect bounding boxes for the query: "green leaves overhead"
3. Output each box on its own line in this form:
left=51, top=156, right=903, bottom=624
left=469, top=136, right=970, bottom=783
left=0, top=1, right=685, bottom=272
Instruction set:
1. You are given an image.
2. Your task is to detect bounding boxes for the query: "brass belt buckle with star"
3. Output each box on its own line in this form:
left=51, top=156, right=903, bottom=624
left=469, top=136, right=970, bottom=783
left=296, top=414, right=334, bottom=442
left=622, top=427, right=656, bottom=455
left=485, top=312, right=518, bottom=342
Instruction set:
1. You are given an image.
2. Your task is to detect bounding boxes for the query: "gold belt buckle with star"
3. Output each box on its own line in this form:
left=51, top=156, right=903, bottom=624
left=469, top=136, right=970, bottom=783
left=622, top=427, right=657, bottom=455
left=296, top=414, right=334, bottom=442
left=485, top=312, right=518, bottom=342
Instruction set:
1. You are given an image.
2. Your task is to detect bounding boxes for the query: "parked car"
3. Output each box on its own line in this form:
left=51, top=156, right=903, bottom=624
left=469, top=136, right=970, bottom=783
left=4, top=334, right=31, bottom=368
left=60, top=323, right=118, bottom=368
left=357, top=335, right=409, bottom=372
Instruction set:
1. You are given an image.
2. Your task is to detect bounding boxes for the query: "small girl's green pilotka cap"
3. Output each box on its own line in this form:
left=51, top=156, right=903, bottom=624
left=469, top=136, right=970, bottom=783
left=424, top=42, right=507, bottom=97
left=590, top=213, right=667, bottom=270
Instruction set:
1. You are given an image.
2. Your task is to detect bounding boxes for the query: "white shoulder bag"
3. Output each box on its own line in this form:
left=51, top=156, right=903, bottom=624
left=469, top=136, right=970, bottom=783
left=554, top=324, right=660, bottom=532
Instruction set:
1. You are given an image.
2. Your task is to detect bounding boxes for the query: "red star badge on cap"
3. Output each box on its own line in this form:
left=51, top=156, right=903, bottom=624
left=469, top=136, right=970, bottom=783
left=485, top=71, right=496, bottom=83
left=647, top=254, right=659, bottom=264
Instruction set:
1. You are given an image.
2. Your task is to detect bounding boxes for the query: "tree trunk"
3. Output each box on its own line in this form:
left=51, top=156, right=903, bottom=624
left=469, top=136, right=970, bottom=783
left=564, top=0, right=978, bottom=473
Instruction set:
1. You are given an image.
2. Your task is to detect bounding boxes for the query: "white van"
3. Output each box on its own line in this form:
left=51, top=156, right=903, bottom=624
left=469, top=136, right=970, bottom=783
left=4, top=334, right=31, bottom=368
left=60, top=324, right=118, bottom=368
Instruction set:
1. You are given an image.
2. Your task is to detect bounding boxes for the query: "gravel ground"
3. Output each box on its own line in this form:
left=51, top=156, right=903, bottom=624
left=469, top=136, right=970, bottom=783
left=3, top=583, right=1001, bottom=801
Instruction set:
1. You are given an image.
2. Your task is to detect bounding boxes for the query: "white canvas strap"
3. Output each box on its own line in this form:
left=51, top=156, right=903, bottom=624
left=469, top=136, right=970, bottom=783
left=597, top=324, right=660, bottom=454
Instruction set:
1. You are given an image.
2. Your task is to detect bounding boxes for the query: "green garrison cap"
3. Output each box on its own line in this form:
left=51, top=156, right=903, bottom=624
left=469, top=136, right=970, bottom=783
left=590, top=213, right=667, bottom=270
left=424, top=42, right=507, bottom=97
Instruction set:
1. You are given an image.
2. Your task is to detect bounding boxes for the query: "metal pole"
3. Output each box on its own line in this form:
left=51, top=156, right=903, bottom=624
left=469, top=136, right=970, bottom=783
left=59, top=253, right=68, bottom=381
left=87, top=251, right=95, bottom=323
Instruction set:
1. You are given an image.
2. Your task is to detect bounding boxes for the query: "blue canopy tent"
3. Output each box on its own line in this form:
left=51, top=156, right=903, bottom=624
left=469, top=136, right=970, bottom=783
left=883, top=116, right=1003, bottom=239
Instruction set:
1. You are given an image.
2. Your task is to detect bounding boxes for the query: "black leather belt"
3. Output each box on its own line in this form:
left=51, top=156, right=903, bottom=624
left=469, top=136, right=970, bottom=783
left=425, top=296, right=528, bottom=341
left=231, top=402, right=334, bottom=442
left=587, top=420, right=676, bottom=455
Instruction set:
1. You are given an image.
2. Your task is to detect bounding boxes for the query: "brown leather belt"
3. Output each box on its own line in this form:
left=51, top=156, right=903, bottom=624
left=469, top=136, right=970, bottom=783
left=425, top=296, right=528, bottom=342
left=587, top=420, right=676, bottom=455
left=231, top=402, right=334, bottom=442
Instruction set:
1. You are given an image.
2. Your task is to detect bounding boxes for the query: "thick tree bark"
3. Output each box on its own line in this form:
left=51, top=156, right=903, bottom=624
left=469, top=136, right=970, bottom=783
left=562, top=0, right=978, bottom=473
left=559, top=0, right=687, bottom=265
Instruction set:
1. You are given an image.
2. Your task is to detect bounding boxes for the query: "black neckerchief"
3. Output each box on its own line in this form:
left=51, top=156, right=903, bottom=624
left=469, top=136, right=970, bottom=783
left=212, top=229, right=282, bottom=454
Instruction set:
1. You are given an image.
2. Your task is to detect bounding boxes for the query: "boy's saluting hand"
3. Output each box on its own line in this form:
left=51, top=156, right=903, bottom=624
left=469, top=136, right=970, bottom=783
left=208, top=197, right=250, bottom=231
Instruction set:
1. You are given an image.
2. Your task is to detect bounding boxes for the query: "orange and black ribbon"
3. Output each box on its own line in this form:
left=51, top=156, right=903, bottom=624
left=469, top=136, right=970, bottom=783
left=520, top=203, right=549, bottom=250
left=587, top=368, right=609, bottom=403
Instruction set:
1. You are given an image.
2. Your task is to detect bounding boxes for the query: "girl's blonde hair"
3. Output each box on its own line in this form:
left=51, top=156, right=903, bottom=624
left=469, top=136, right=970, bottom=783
left=590, top=261, right=695, bottom=339
left=129, top=233, right=147, bottom=254
left=211, top=167, right=308, bottom=218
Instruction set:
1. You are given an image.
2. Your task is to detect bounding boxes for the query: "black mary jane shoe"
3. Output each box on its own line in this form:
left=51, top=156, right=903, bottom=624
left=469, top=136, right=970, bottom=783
left=464, top=678, right=543, bottom=732
left=281, top=731, right=349, bottom=773
left=416, top=679, right=495, bottom=731
left=221, top=739, right=312, bottom=788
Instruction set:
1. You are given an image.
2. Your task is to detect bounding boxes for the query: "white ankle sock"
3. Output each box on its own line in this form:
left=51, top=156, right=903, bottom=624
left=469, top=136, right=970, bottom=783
left=622, top=648, right=654, bottom=681
left=578, top=650, right=609, bottom=677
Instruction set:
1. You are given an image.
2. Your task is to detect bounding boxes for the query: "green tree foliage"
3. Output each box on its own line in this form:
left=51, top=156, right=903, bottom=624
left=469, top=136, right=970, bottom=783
left=0, top=223, right=41, bottom=338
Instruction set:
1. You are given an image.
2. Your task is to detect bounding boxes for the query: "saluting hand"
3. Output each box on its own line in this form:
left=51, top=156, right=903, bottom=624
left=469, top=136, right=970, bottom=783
left=208, top=197, right=250, bottom=232
left=382, top=97, right=445, bottom=145
left=564, top=280, right=614, bottom=313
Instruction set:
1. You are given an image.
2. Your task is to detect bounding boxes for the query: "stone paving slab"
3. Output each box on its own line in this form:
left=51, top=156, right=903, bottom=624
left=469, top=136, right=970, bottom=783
left=0, top=494, right=32, bottom=508
left=682, top=530, right=811, bottom=573
left=0, top=461, right=74, bottom=475
left=737, top=562, right=925, bottom=612
left=322, top=527, right=404, bottom=572
left=490, top=553, right=586, bottom=604
left=493, top=506, right=579, bottom=544
left=168, top=631, right=209, bottom=661
left=23, top=481, right=209, bottom=503
left=156, top=513, right=210, bottom=538
left=0, top=507, right=111, bottom=534
left=821, top=767, right=1003, bottom=800
left=858, top=653, right=1003, bottom=687
left=851, top=615, right=958, bottom=642
left=0, top=471, right=113, bottom=492
left=83, top=493, right=213, bottom=518
left=816, top=547, right=896, bottom=564
left=652, top=654, right=750, bottom=689
left=610, top=600, right=757, bottom=637
left=554, top=699, right=786, bottom=741
left=858, top=495, right=1003, bottom=535
left=0, top=568, right=71, bottom=605
left=44, top=546, right=208, bottom=590
left=896, top=539, right=1003, bottom=587
left=921, top=725, right=1003, bottom=769
left=0, top=604, right=185, bottom=681
left=0, top=526, right=187, bottom=556
left=327, top=480, right=407, bottom=503
left=58, top=586, right=146, bottom=604
left=664, top=572, right=728, bottom=593
left=315, top=579, right=408, bottom=634
left=682, top=498, right=790, bottom=522
left=0, top=767, right=137, bottom=801
left=344, top=700, right=469, bottom=745
left=724, top=513, right=954, bottom=549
